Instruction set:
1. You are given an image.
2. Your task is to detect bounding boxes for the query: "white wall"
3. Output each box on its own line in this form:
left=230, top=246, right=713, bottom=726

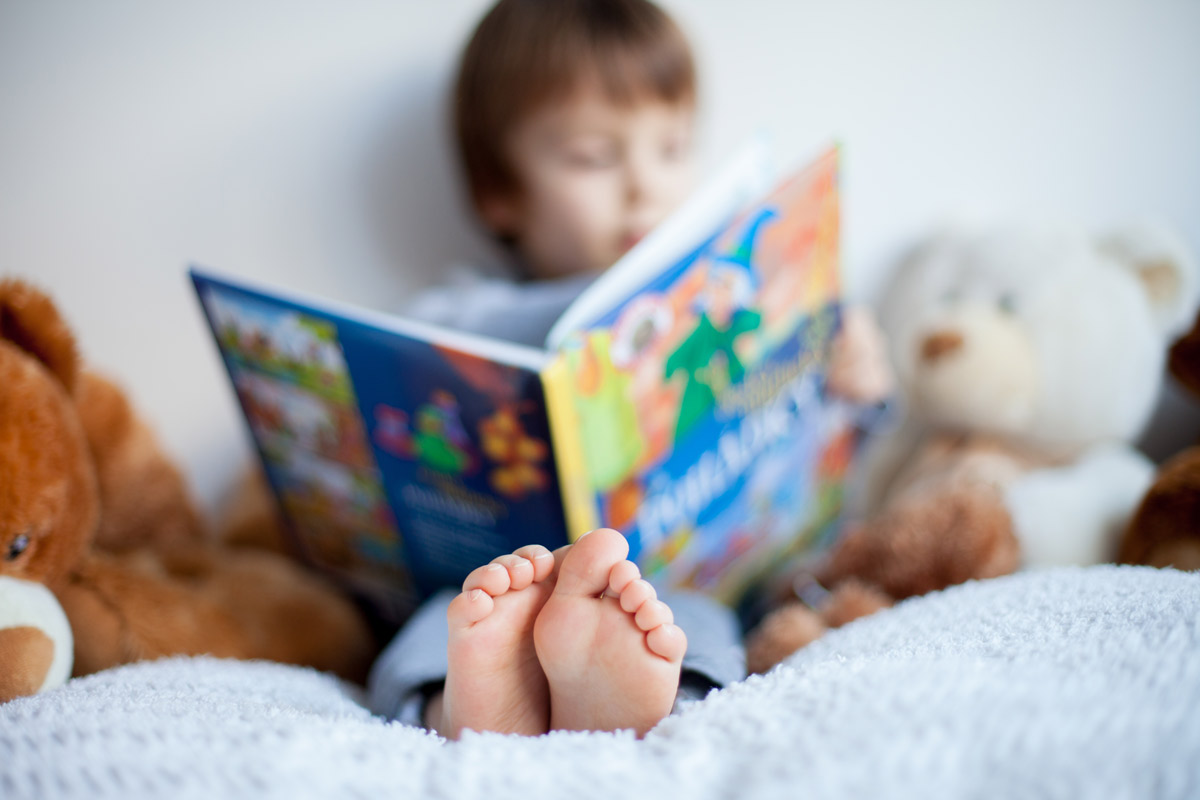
left=2, top=0, right=1198, bottom=510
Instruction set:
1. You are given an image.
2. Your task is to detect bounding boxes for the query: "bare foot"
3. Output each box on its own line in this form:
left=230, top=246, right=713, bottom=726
left=533, top=528, right=687, bottom=737
left=438, top=545, right=557, bottom=738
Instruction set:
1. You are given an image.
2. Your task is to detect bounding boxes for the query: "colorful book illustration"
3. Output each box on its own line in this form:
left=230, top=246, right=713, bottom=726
left=191, top=142, right=864, bottom=621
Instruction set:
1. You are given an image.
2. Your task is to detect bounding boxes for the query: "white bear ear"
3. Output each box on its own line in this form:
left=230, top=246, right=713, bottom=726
left=1099, top=222, right=1199, bottom=338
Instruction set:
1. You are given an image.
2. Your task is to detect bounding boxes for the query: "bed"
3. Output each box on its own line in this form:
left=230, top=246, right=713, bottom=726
left=2, top=564, right=1197, bottom=799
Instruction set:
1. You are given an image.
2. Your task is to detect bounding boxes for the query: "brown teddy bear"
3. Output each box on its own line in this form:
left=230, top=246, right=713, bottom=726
left=1118, top=309, right=1200, bottom=571
left=746, top=224, right=1198, bottom=674
left=0, top=279, right=376, bottom=701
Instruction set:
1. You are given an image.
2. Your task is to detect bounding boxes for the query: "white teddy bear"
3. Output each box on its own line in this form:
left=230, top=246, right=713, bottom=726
left=866, top=222, right=1199, bottom=567
left=745, top=222, right=1199, bottom=675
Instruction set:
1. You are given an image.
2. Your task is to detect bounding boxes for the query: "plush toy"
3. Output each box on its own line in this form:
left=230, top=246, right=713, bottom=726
left=746, top=223, right=1199, bottom=674
left=0, top=577, right=73, bottom=702
left=0, top=279, right=376, bottom=700
left=1119, top=307, right=1200, bottom=570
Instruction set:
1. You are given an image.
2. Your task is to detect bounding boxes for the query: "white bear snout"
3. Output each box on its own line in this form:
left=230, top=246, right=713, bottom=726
left=920, top=330, right=964, bottom=363
left=909, top=307, right=1039, bottom=435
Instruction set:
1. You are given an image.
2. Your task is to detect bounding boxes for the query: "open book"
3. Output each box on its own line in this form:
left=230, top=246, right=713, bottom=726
left=191, top=142, right=863, bottom=621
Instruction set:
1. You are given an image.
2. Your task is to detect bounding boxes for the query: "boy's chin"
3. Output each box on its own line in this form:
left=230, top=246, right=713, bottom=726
left=521, top=260, right=606, bottom=282
left=618, top=232, right=646, bottom=253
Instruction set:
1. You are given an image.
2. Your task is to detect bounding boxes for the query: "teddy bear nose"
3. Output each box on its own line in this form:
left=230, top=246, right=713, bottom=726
left=921, top=330, right=964, bottom=362
left=0, top=626, right=54, bottom=702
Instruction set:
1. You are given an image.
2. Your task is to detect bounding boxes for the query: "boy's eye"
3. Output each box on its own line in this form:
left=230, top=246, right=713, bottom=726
left=564, top=150, right=618, bottom=169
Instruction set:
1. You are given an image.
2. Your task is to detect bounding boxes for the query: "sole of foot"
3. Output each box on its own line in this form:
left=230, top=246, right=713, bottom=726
left=440, top=544, right=558, bottom=738
left=533, top=528, right=687, bottom=737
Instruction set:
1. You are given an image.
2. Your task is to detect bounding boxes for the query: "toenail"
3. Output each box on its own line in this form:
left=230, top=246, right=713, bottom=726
left=534, top=552, right=553, bottom=561
left=486, top=564, right=505, bottom=572
left=469, top=589, right=484, bottom=602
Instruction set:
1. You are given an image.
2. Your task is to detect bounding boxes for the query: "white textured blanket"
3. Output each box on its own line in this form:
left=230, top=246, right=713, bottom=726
left=2, top=565, right=1198, bottom=799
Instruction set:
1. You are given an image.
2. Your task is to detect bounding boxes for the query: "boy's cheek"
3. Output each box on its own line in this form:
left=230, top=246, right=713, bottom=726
left=552, top=181, right=624, bottom=231
left=546, top=168, right=618, bottom=202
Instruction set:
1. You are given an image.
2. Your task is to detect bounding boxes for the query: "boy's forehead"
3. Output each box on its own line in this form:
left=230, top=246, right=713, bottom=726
left=518, top=87, right=695, bottom=140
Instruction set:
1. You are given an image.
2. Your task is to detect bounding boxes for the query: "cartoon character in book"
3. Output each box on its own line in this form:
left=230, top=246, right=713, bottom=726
left=310, top=412, right=341, bottom=456
left=244, top=328, right=273, bottom=364
left=296, top=452, right=359, bottom=508
left=325, top=406, right=373, bottom=467
left=236, top=376, right=287, bottom=439
left=610, top=294, right=683, bottom=468
left=413, top=390, right=475, bottom=475
left=373, top=404, right=414, bottom=458
left=714, top=206, right=778, bottom=272
left=640, top=268, right=708, bottom=461
left=432, top=390, right=471, bottom=447
left=479, top=407, right=551, bottom=500
left=567, top=332, right=646, bottom=492
left=664, top=265, right=762, bottom=441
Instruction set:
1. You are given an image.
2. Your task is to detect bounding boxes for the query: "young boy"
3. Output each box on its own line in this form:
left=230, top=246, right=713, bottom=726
left=367, top=0, right=889, bottom=740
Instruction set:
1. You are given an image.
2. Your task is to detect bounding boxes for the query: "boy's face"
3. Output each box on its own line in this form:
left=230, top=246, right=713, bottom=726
left=483, top=87, right=696, bottom=281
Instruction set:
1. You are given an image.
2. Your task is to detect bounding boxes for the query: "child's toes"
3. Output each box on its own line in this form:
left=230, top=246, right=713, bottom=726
left=514, top=545, right=556, bottom=582
left=619, top=579, right=656, bottom=614
left=634, top=599, right=674, bottom=632
left=492, top=554, right=535, bottom=591
left=645, top=623, right=687, bottom=662
left=448, top=588, right=495, bottom=628
left=608, top=560, right=640, bottom=595
left=553, top=528, right=629, bottom=597
left=463, top=562, right=512, bottom=596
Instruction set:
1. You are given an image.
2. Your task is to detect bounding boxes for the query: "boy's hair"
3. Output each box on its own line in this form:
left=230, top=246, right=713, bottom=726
left=453, top=0, right=696, bottom=216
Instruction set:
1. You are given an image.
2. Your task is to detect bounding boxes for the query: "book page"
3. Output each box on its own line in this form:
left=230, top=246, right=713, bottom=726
left=539, top=146, right=857, bottom=606
left=191, top=268, right=568, bottom=620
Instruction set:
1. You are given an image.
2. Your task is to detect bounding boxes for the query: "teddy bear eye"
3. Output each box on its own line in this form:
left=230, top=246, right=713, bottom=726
left=5, top=534, right=30, bottom=561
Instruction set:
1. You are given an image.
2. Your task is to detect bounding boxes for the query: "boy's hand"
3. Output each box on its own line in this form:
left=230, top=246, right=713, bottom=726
left=826, top=306, right=894, bottom=405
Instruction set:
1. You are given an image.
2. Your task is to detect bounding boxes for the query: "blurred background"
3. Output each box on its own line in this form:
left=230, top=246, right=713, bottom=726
left=1, top=0, right=1197, bottom=511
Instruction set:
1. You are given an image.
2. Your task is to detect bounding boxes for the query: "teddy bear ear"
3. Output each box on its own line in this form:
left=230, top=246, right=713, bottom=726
left=0, top=278, right=81, bottom=394
left=1099, top=222, right=1200, bottom=339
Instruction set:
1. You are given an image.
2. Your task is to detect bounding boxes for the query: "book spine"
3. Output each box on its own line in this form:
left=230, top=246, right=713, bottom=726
left=541, top=356, right=599, bottom=540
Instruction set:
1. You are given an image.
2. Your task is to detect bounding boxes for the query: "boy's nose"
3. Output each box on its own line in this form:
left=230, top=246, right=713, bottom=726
left=624, top=160, right=647, bottom=205
left=623, top=153, right=658, bottom=208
